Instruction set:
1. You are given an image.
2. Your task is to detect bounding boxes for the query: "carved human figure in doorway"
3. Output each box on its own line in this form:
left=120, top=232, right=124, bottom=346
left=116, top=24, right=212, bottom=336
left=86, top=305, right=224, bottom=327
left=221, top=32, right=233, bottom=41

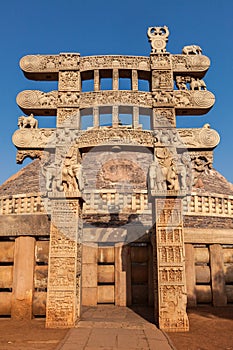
left=62, top=158, right=84, bottom=192
left=167, top=158, right=179, bottom=191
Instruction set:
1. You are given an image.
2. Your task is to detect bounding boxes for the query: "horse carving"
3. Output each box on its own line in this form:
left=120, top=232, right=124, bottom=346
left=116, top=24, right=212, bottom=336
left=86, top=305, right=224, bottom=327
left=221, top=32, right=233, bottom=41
left=18, top=114, right=38, bottom=129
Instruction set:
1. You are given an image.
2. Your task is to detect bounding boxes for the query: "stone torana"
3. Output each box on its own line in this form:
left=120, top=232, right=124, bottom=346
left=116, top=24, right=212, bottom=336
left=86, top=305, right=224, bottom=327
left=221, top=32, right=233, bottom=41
left=0, top=26, right=232, bottom=333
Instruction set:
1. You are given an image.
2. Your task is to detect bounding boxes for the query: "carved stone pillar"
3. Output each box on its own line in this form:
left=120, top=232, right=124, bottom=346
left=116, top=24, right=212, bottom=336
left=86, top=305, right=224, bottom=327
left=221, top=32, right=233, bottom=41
left=94, top=69, right=100, bottom=91
left=93, top=106, right=99, bottom=128
left=82, top=243, right=98, bottom=306
left=112, top=105, right=119, bottom=127
left=115, top=243, right=127, bottom=306
left=132, top=70, right=138, bottom=91
left=113, top=68, right=119, bottom=91
left=209, top=244, right=227, bottom=306
left=45, top=112, right=83, bottom=327
left=57, top=53, right=81, bottom=128
left=12, top=236, right=35, bottom=320
left=133, top=106, right=139, bottom=129
left=152, top=198, right=189, bottom=332
left=46, top=196, right=82, bottom=328
left=150, top=54, right=176, bottom=128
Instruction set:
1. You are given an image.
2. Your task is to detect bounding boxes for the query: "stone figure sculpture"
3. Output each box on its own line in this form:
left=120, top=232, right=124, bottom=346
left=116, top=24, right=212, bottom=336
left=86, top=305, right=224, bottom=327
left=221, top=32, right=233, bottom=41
left=182, top=45, right=202, bottom=55
left=167, top=158, right=179, bottom=191
left=18, top=113, right=38, bottom=129
left=148, top=158, right=166, bottom=191
left=147, top=26, right=170, bottom=53
left=42, top=161, right=62, bottom=192
left=190, top=78, right=206, bottom=91
left=175, top=76, right=188, bottom=90
left=62, top=158, right=84, bottom=192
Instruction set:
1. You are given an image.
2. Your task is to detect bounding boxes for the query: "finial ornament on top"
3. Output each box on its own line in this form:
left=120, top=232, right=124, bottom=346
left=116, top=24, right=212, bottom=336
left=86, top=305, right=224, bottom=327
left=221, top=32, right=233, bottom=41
left=147, top=26, right=169, bottom=54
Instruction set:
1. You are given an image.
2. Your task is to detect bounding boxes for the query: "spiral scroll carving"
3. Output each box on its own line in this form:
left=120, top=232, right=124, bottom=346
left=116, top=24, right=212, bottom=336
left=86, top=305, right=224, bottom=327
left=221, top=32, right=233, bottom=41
left=191, top=55, right=210, bottom=70
left=193, top=91, right=215, bottom=108
left=20, top=55, right=41, bottom=72
left=16, top=90, right=40, bottom=108
left=17, top=90, right=58, bottom=109
left=12, top=129, right=33, bottom=148
left=199, top=127, right=220, bottom=148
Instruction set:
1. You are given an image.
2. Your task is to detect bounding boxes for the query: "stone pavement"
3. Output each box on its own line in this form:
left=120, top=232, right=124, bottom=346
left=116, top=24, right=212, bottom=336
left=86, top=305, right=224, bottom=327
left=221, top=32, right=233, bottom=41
left=56, top=306, right=176, bottom=350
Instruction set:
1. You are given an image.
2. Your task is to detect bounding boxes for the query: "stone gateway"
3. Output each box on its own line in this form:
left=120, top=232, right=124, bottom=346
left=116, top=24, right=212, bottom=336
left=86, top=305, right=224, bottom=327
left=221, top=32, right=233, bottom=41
left=0, top=26, right=232, bottom=332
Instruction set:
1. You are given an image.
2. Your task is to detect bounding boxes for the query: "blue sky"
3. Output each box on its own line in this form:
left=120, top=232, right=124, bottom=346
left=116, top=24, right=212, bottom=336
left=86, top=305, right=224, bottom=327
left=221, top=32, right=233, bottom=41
left=0, top=0, right=232, bottom=184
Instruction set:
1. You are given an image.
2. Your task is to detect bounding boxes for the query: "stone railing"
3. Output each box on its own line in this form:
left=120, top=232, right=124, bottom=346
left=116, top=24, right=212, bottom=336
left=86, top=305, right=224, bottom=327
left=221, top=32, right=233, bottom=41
left=83, top=190, right=150, bottom=214
left=0, top=192, right=46, bottom=215
left=0, top=190, right=233, bottom=217
left=184, top=192, right=233, bottom=217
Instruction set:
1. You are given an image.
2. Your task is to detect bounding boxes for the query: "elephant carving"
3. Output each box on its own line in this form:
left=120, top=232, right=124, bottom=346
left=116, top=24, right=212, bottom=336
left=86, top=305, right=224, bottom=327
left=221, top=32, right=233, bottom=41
left=182, top=45, right=202, bottom=55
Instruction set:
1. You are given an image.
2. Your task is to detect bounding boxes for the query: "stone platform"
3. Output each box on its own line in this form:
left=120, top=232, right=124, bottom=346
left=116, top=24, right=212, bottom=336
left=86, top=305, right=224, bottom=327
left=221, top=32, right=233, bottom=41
left=56, top=306, right=175, bottom=350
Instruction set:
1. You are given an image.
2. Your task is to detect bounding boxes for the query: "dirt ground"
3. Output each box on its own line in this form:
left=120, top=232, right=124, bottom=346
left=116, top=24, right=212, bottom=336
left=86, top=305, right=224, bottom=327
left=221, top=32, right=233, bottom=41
left=0, top=306, right=232, bottom=350
left=167, top=306, right=233, bottom=350
left=0, top=318, right=68, bottom=350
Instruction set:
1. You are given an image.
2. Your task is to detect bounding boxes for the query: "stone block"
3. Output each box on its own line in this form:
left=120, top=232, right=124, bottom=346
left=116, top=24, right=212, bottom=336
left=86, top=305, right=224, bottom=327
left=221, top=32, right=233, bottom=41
left=210, top=244, right=227, bottom=306
left=97, top=265, right=115, bottom=283
left=195, top=265, right=211, bottom=284
left=98, top=246, right=114, bottom=263
left=0, top=214, right=50, bottom=236
left=0, top=292, right=11, bottom=315
left=82, top=244, right=98, bottom=264
left=82, top=264, right=97, bottom=288
left=194, top=247, right=209, bottom=264
left=196, top=285, right=212, bottom=303
left=97, top=286, right=114, bottom=303
left=34, top=265, right=48, bottom=289
left=32, top=291, right=46, bottom=315
left=0, top=266, right=13, bottom=288
left=0, top=242, right=14, bottom=262
left=82, top=287, right=97, bottom=306
left=223, top=249, right=233, bottom=263
left=224, top=264, right=233, bottom=283
left=35, top=241, right=49, bottom=263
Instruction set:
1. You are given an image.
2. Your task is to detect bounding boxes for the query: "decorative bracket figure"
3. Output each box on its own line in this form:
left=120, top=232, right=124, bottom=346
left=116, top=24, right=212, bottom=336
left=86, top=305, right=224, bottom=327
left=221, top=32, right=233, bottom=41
left=147, top=26, right=169, bottom=54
